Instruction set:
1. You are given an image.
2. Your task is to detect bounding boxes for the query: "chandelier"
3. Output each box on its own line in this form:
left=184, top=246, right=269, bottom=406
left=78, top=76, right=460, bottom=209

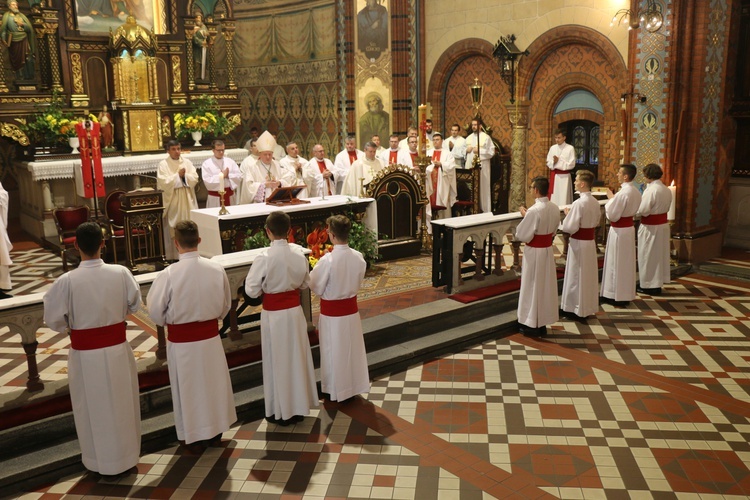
left=610, top=0, right=664, bottom=33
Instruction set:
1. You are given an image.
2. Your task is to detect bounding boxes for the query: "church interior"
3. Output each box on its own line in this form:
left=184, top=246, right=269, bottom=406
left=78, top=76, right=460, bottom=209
left=2, top=0, right=750, bottom=498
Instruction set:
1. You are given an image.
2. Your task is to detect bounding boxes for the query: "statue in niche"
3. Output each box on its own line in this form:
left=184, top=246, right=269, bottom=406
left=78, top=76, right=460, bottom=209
left=0, top=0, right=35, bottom=80
left=192, top=12, right=208, bottom=82
left=99, top=105, right=115, bottom=150
left=357, top=0, right=387, bottom=61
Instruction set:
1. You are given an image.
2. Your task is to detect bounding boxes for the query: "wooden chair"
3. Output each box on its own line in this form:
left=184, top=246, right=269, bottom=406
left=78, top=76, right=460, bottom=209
left=52, top=206, right=90, bottom=273
left=104, top=189, right=127, bottom=264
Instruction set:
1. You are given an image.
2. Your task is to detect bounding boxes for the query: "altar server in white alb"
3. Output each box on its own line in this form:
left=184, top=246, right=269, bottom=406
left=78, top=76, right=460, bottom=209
left=0, top=180, right=12, bottom=299
left=637, top=163, right=672, bottom=295
left=425, top=132, right=457, bottom=229
left=546, top=129, right=577, bottom=207
left=515, top=177, right=560, bottom=337
left=304, top=144, right=336, bottom=197
left=341, top=141, right=385, bottom=197
left=560, top=170, right=601, bottom=322
left=333, top=135, right=364, bottom=194
left=147, top=220, right=236, bottom=452
left=465, top=118, right=495, bottom=213
left=237, top=131, right=294, bottom=204
left=245, top=212, right=318, bottom=426
left=202, top=140, right=241, bottom=208
left=43, top=222, right=141, bottom=476
left=310, top=215, right=370, bottom=402
left=157, top=139, right=199, bottom=260
left=279, top=142, right=314, bottom=198
left=600, top=164, right=642, bottom=306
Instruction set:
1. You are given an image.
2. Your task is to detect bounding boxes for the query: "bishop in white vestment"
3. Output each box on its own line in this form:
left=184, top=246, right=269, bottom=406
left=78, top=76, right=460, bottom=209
left=600, top=165, right=642, bottom=304
left=43, top=222, right=141, bottom=475
left=561, top=170, right=601, bottom=320
left=157, top=140, right=199, bottom=260
left=237, top=131, right=295, bottom=204
left=309, top=215, right=370, bottom=402
left=425, top=133, right=457, bottom=230
left=637, top=164, right=672, bottom=293
left=515, top=177, right=560, bottom=335
left=341, top=142, right=385, bottom=197
left=546, top=130, right=577, bottom=206
left=465, top=119, right=495, bottom=213
left=201, top=140, right=241, bottom=208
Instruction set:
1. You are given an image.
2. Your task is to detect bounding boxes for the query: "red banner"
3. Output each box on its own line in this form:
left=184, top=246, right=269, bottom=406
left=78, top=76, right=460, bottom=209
left=75, top=121, right=105, bottom=199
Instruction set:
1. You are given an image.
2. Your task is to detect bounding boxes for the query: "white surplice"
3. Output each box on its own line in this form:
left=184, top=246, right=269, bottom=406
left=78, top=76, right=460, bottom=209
left=425, top=148, right=457, bottom=229
left=546, top=142, right=576, bottom=206
left=157, top=157, right=199, bottom=260
left=309, top=244, right=370, bottom=401
left=446, top=135, right=467, bottom=167
left=0, top=181, right=12, bottom=290
left=333, top=149, right=364, bottom=194
left=244, top=240, right=319, bottom=420
left=561, top=192, right=601, bottom=318
left=279, top=155, right=314, bottom=198
left=237, top=159, right=295, bottom=204
left=515, top=197, right=561, bottom=328
left=396, top=149, right=419, bottom=169
left=377, top=148, right=400, bottom=166
left=43, top=260, right=142, bottom=475
left=465, top=131, right=495, bottom=213
left=201, top=156, right=242, bottom=208
left=637, top=179, right=672, bottom=289
left=146, top=251, right=236, bottom=444
left=341, top=156, right=385, bottom=197
left=302, top=157, right=336, bottom=197
left=600, top=181, right=642, bottom=301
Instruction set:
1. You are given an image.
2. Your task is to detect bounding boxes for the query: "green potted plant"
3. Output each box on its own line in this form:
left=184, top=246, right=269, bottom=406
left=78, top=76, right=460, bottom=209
left=174, top=94, right=240, bottom=146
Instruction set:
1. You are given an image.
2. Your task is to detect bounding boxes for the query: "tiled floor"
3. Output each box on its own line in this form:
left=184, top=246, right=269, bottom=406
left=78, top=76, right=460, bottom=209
left=11, top=264, right=750, bottom=499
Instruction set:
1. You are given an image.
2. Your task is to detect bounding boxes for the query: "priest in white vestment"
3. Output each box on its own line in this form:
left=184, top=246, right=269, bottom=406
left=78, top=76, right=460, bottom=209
left=147, top=220, right=236, bottom=451
left=546, top=129, right=577, bottom=207
left=0, top=181, right=12, bottom=298
left=245, top=212, right=319, bottom=425
left=157, top=139, right=199, bottom=261
left=446, top=124, right=467, bottom=168
left=600, top=164, right=642, bottom=305
left=396, top=136, right=420, bottom=169
left=341, top=142, right=385, bottom=197
left=237, top=131, right=295, bottom=204
left=515, top=177, right=561, bottom=336
left=310, top=215, right=370, bottom=402
left=201, top=139, right=241, bottom=208
left=425, top=133, right=457, bottom=231
left=279, top=142, right=314, bottom=198
left=333, top=135, right=364, bottom=194
left=399, top=127, right=431, bottom=151
left=304, top=144, right=336, bottom=197
left=465, top=118, right=495, bottom=213
left=378, top=134, right=401, bottom=166
left=371, top=134, right=387, bottom=157
left=561, top=170, right=601, bottom=321
left=43, top=222, right=141, bottom=476
left=637, top=164, right=672, bottom=294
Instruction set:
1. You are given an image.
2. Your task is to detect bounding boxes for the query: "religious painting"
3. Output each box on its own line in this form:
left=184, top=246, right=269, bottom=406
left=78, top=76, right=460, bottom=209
left=75, top=0, right=166, bottom=34
left=356, top=80, right=391, bottom=151
left=356, top=0, right=389, bottom=61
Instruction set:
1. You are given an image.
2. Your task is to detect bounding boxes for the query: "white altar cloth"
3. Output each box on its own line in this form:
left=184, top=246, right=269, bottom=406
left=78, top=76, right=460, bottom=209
left=191, top=195, right=377, bottom=257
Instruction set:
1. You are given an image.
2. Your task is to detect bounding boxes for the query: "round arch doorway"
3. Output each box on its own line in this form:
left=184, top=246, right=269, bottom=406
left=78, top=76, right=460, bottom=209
left=559, top=119, right=600, bottom=181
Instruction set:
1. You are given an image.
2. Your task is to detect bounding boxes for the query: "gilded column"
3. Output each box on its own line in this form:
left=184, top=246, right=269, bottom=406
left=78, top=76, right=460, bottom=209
left=206, top=21, right=218, bottom=91
left=0, top=50, right=8, bottom=92
left=184, top=18, right=196, bottom=91
left=222, top=20, right=237, bottom=91
left=32, top=13, right=48, bottom=90
left=506, top=101, right=530, bottom=211
left=42, top=10, right=63, bottom=92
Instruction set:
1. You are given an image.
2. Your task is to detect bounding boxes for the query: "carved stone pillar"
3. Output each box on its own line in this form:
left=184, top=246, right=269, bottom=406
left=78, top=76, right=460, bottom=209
left=31, top=12, right=47, bottom=90
left=42, top=9, right=63, bottom=92
left=184, top=18, right=196, bottom=91
left=41, top=181, right=53, bottom=211
left=506, top=101, right=530, bottom=211
left=222, top=20, right=237, bottom=91
left=206, top=21, right=218, bottom=91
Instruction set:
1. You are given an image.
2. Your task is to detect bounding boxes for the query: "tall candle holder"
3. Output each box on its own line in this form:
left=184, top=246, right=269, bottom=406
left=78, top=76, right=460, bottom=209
left=218, top=188, right=229, bottom=215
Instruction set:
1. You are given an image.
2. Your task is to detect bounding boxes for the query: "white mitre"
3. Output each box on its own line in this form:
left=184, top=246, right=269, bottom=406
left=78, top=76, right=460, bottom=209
left=256, top=131, right=277, bottom=153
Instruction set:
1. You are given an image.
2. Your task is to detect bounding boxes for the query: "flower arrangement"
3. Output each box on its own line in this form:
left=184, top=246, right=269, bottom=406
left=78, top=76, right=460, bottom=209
left=174, top=94, right=240, bottom=138
left=306, top=227, right=333, bottom=268
left=17, top=91, right=86, bottom=145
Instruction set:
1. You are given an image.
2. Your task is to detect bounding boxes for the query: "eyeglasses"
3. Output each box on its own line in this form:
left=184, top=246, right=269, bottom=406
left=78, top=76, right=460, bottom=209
left=215, top=149, right=225, bottom=153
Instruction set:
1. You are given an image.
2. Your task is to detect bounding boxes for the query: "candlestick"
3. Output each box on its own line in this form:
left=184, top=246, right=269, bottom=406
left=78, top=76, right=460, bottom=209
left=668, top=180, right=676, bottom=220
left=418, top=104, right=427, bottom=155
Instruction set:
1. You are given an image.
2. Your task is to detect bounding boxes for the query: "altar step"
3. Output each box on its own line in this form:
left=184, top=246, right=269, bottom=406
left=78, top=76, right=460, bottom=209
left=0, top=286, right=521, bottom=496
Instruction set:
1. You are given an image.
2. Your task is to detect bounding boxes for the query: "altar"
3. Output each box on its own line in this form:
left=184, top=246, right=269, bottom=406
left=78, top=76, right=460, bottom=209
left=191, top=195, right=377, bottom=257
left=14, top=148, right=248, bottom=240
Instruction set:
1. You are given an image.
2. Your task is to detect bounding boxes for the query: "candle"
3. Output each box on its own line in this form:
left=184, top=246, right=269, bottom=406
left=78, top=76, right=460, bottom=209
left=668, top=180, right=676, bottom=220
left=218, top=172, right=225, bottom=194
left=418, top=104, right=427, bottom=155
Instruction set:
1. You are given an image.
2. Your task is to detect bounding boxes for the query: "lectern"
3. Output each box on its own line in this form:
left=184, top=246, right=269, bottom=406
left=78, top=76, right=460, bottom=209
left=119, top=190, right=168, bottom=270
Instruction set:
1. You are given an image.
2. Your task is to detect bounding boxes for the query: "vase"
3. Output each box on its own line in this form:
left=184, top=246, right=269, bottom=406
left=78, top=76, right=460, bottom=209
left=191, top=131, right=202, bottom=147
left=69, top=137, right=80, bottom=155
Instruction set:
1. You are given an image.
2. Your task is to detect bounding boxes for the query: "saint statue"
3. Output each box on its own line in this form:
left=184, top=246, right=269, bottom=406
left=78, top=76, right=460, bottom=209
left=0, top=0, right=35, bottom=80
left=192, top=12, right=208, bottom=82
left=99, top=105, right=115, bottom=150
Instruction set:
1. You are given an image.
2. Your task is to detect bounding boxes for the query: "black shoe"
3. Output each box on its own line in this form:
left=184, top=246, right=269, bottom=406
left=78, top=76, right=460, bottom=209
left=520, top=324, right=546, bottom=337
left=0, top=291, right=12, bottom=300
left=265, top=416, right=280, bottom=425
left=612, top=300, right=630, bottom=308
left=637, top=286, right=662, bottom=296
left=206, top=433, right=223, bottom=447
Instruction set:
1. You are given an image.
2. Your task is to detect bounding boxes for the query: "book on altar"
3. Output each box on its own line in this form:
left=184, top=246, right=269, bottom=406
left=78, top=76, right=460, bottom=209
left=265, top=185, right=311, bottom=206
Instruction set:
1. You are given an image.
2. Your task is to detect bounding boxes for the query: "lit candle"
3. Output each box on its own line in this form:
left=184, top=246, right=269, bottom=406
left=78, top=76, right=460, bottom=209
left=418, top=103, right=427, bottom=155
left=668, top=180, right=676, bottom=220
left=218, top=172, right=225, bottom=194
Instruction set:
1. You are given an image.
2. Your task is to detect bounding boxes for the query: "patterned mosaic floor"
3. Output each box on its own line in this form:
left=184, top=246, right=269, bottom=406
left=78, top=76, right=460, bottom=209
left=10, top=267, right=750, bottom=499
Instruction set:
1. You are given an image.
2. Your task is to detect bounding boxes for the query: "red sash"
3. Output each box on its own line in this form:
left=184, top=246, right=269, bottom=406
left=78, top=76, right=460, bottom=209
left=527, top=233, right=554, bottom=248
left=641, top=213, right=668, bottom=225
left=70, top=322, right=127, bottom=351
left=320, top=296, right=358, bottom=317
left=389, top=150, right=398, bottom=164
left=167, top=319, right=219, bottom=343
left=571, top=227, right=596, bottom=240
left=263, top=290, right=300, bottom=311
left=347, top=151, right=358, bottom=164
left=549, top=169, right=569, bottom=196
left=610, top=216, right=634, bottom=228
left=207, top=188, right=234, bottom=206
left=430, top=167, right=444, bottom=210
left=316, top=161, right=332, bottom=195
